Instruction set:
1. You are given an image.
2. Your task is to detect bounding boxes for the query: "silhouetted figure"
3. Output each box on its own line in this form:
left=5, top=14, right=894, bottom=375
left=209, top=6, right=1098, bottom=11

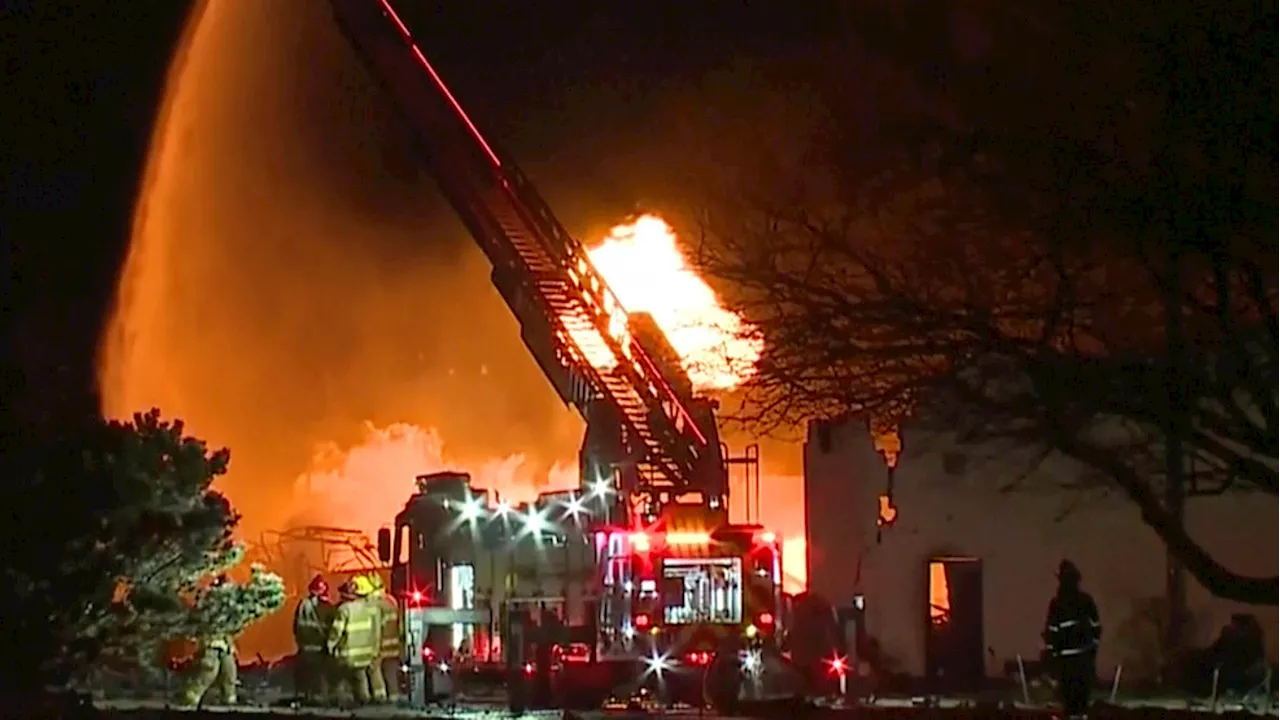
left=1207, top=614, right=1267, bottom=695
left=1042, top=560, right=1100, bottom=719
left=786, top=592, right=840, bottom=695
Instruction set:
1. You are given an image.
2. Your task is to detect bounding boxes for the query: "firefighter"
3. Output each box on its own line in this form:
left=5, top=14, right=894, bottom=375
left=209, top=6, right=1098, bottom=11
left=327, top=577, right=379, bottom=707
left=1042, top=559, right=1102, bottom=719
left=293, top=573, right=335, bottom=704
left=366, top=573, right=401, bottom=703
left=352, top=573, right=388, bottom=703
left=179, top=577, right=238, bottom=707
left=179, top=633, right=238, bottom=706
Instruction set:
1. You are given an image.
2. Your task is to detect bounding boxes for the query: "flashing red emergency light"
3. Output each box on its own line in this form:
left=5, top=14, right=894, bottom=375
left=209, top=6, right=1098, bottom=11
left=758, top=612, right=775, bottom=627
left=827, top=655, right=848, bottom=676
left=523, top=662, right=534, bottom=676
left=634, top=613, right=651, bottom=629
left=560, top=643, right=591, bottom=663
left=684, top=651, right=712, bottom=665
left=421, top=645, right=434, bottom=660
left=629, top=532, right=651, bottom=552
left=408, top=589, right=425, bottom=604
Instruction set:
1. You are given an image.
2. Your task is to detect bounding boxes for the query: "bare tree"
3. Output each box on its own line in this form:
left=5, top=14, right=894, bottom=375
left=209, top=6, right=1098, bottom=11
left=695, top=1, right=1277, bottom=605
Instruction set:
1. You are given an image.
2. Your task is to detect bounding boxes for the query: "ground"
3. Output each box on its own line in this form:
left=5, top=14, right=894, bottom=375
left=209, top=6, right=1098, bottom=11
left=81, top=696, right=1277, bottom=719
left=79, top=664, right=1278, bottom=719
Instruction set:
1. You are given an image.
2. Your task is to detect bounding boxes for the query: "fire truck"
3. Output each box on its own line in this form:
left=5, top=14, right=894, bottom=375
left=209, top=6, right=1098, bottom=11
left=326, top=0, right=800, bottom=709
left=375, top=471, right=789, bottom=709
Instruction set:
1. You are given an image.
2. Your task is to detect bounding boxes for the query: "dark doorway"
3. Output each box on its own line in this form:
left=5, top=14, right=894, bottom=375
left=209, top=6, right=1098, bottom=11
left=924, top=557, right=985, bottom=693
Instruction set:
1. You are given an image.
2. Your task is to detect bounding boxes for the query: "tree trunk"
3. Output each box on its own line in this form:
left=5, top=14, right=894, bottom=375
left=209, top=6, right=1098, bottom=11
left=1164, top=244, right=1189, bottom=656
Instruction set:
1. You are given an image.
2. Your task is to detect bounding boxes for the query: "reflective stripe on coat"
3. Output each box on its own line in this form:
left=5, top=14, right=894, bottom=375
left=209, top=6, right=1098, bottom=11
left=1043, top=590, right=1102, bottom=659
left=205, top=635, right=233, bottom=654
left=328, top=600, right=378, bottom=668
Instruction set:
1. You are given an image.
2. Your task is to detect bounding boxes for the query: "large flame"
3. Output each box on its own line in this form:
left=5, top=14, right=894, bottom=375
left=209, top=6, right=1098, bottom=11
left=585, top=215, right=761, bottom=391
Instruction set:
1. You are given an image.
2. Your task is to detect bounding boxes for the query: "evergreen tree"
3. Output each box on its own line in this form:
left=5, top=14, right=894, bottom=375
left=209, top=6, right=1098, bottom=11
left=0, top=409, right=283, bottom=694
left=191, top=564, right=287, bottom=641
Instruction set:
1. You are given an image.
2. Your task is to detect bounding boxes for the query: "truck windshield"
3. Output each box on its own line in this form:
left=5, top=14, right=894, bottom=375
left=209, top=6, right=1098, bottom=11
left=661, top=557, right=743, bottom=625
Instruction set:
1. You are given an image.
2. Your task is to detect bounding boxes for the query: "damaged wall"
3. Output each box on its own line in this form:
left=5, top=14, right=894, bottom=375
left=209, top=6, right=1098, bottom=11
left=804, top=418, right=1278, bottom=678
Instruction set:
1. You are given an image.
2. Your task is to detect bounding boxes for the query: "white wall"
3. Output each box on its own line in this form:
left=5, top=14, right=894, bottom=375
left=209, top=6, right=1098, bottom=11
left=804, top=418, right=1278, bottom=677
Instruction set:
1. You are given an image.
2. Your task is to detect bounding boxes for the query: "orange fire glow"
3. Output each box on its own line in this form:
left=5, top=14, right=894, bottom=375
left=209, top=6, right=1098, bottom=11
left=928, top=560, right=952, bottom=625
left=294, top=423, right=576, bottom=538
left=99, top=3, right=808, bottom=661
left=870, top=418, right=903, bottom=468
left=781, top=536, right=808, bottom=594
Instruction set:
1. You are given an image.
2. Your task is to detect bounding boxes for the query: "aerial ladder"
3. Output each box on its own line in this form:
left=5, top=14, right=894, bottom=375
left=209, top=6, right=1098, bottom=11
left=328, top=0, right=736, bottom=525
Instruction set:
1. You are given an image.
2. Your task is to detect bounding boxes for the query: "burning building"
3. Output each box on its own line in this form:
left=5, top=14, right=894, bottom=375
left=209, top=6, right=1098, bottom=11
left=804, top=418, right=1278, bottom=684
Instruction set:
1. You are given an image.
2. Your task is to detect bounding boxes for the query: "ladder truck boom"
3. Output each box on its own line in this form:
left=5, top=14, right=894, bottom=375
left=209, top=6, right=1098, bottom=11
left=329, top=0, right=729, bottom=514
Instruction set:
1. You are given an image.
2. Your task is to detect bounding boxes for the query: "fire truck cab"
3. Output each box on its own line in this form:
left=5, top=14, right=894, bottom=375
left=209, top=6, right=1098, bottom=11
left=378, top=473, right=595, bottom=672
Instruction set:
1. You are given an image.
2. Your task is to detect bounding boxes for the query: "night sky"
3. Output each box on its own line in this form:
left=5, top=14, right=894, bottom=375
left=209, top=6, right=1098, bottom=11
left=4, top=1, right=187, bottom=425
left=2, top=0, right=867, bottom=428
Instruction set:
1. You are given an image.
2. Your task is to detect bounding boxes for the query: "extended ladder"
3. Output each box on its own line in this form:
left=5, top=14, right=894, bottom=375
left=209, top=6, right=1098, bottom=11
left=329, top=0, right=717, bottom=497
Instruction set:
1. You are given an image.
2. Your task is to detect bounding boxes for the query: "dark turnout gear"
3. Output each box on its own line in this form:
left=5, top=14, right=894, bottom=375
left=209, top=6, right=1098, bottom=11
left=1044, top=562, right=1101, bottom=660
left=1043, top=560, right=1101, bottom=717
left=295, top=651, right=331, bottom=705
left=295, top=593, right=335, bottom=653
left=1204, top=614, right=1268, bottom=695
left=293, top=583, right=336, bottom=703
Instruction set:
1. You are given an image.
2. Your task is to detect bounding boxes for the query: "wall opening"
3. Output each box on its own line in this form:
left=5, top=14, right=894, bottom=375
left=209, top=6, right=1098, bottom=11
left=925, top=556, right=985, bottom=692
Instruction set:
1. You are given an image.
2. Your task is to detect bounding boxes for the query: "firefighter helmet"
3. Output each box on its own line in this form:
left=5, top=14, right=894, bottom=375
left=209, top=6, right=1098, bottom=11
left=308, top=574, right=329, bottom=596
left=367, top=573, right=385, bottom=592
left=352, top=574, right=375, bottom=597
left=1057, top=559, right=1082, bottom=586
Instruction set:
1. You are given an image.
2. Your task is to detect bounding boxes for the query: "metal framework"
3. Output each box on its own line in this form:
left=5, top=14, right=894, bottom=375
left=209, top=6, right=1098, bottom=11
left=249, top=525, right=383, bottom=588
